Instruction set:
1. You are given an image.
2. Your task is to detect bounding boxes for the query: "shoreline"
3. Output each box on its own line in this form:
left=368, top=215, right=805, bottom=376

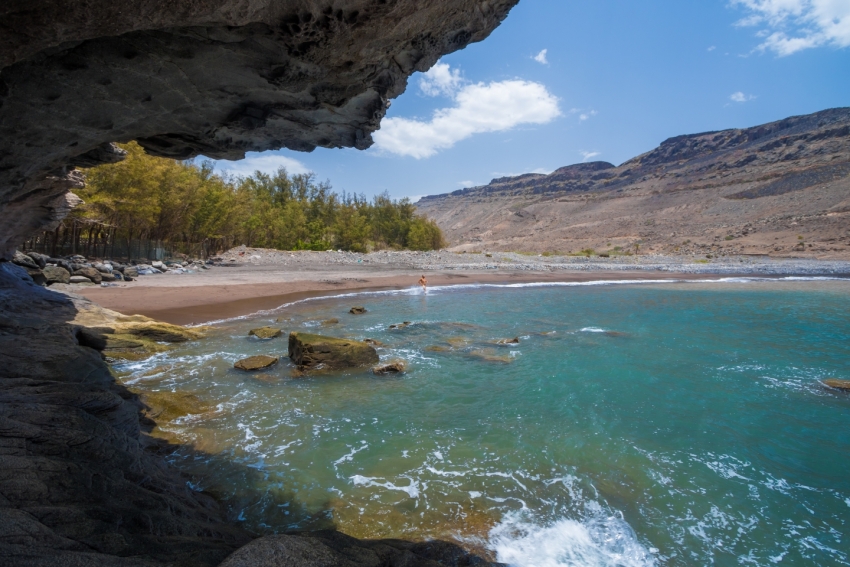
left=72, top=268, right=838, bottom=326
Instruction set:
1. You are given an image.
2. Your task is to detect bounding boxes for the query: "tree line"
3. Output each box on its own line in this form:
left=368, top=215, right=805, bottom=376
left=65, top=142, right=445, bottom=257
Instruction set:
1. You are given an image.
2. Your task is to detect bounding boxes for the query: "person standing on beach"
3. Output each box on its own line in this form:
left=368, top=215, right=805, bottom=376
left=419, top=275, right=427, bottom=291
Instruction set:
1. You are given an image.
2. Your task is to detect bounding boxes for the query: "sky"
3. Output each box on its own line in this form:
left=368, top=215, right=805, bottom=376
left=208, top=0, right=850, bottom=201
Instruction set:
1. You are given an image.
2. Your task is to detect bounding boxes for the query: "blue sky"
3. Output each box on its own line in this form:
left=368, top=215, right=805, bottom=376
left=210, top=0, right=850, bottom=201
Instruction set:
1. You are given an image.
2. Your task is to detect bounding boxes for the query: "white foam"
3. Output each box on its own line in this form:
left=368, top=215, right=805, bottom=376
left=350, top=475, right=420, bottom=499
left=580, top=327, right=607, bottom=333
left=333, top=442, right=369, bottom=467
left=489, top=512, right=656, bottom=567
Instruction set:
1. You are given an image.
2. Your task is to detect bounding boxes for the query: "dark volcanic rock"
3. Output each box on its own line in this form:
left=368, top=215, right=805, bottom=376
left=219, top=530, right=503, bottom=567
left=0, top=262, right=251, bottom=566
left=289, top=332, right=378, bottom=370
left=0, top=0, right=520, bottom=258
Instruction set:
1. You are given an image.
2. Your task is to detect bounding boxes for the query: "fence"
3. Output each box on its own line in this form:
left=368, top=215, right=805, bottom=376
left=20, top=219, right=231, bottom=261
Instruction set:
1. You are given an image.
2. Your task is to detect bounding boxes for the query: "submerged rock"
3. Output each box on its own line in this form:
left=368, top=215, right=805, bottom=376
left=389, top=321, right=412, bottom=329
left=249, top=326, right=283, bottom=340
left=363, top=338, right=384, bottom=347
left=321, top=318, right=340, bottom=326
left=235, top=355, right=279, bottom=371
left=823, top=379, right=850, bottom=391
left=469, top=348, right=514, bottom=364
left=289, top=332, right=378, bottom=371
left=372, top=360, right=407, bottom=375
left=349, top=306, right=367, bottom=315
left=495, top=337, right=520, bottom=345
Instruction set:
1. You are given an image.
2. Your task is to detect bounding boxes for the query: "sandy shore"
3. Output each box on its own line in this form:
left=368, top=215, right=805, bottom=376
left=65, top=248, right=850, bottom=326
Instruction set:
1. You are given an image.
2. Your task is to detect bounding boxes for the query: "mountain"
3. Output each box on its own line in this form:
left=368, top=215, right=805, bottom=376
left=416, top=108, right=850, bottom=259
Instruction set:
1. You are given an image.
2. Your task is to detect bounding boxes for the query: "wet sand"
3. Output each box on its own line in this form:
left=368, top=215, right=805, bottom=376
left=76, top=268, right=722, bottom=326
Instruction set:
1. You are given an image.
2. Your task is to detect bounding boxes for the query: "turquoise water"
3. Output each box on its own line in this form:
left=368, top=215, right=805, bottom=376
left=116, top=278, right=850, bottom=566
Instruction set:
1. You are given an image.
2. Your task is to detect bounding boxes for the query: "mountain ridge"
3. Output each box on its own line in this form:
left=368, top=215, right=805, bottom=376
left=417, top=107, right=850, bottom=258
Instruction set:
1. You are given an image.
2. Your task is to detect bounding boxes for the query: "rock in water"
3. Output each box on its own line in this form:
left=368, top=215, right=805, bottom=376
left=235, top=355, right=279, bottom=371
left=823, top=379, right=850, bottom=391
left=289, top=332, right=378, bottom=371
left=495, top=337, right=520, bottom=344
left=73, top=266, right=102, bottom=284
left=389, top=321, right=412, bottom=329
left=43, top=265, right=70, bottom=285
left=349, top=306, right=367, bottom=315
left=372, top=360, right=407, bottom=375
left=249, top=327, right=283, bottom=339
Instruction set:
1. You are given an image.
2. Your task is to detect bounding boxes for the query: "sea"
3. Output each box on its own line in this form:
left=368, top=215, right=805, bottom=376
left=114, top=277, right=850, bottom=566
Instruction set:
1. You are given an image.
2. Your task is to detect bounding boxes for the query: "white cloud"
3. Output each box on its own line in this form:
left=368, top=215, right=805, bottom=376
left=374, top=79, right=561, bottom=159
left=579, top=150, right=601, bottom=162
left=458, top=180, right=478, bottom=188
left=419, top=62, right=463, bottom=97
left=568, top=108, right=598, bottom=122
left=729, top=91, right=757, bottom=102
left=733, top=0, right=850, bottom=55
left=214, top=152, right=311, bottom=177
left=708, top=45, right=717, bottom=51
left=533, top=49, right=549, bottom=64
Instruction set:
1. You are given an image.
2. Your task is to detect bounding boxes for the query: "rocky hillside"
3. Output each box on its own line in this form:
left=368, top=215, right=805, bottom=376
left=417, top=107, right=850, bottom=259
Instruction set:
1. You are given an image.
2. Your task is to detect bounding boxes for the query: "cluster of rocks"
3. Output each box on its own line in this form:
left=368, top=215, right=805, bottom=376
left=9, top=251, right=213, bottom=286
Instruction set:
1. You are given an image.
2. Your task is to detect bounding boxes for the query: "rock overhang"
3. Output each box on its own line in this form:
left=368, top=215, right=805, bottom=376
left=0, top=0, right=520, bottom=258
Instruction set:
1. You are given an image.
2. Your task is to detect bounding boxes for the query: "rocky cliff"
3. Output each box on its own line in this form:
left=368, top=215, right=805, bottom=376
left=0, top=2, right=516, bottom=565
left=417, top=107, right=850, bottom=258
left=0, top=0, right=518, bottom=259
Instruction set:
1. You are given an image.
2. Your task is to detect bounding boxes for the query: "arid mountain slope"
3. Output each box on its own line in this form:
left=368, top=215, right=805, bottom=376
left=417, top=107, right=850, bottom=259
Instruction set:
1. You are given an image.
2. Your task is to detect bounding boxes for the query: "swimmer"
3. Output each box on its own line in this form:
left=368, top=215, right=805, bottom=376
left=418, top=274, right=427, bottom=291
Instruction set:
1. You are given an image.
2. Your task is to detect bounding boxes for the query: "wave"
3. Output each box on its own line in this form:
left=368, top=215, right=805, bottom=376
left=489, top=509, right=656, bottom=567
left=193, top=275, right=850, bottom=326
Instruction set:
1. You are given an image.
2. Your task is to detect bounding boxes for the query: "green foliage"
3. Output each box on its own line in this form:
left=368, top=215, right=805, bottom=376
left=73, top=142, right=445, bottom=254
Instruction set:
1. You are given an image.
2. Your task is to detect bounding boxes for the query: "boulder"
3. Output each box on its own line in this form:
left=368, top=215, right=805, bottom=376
left=100, top=272, right=116, bottom=282
left=249, top=327, right=283, bottom=340
left=12, top=251, right=39, bottom=269
left=43, top=265, right=71, bottom=285
left=823, top=379, right=850, bottom=391
left=24, top=267, right=46, bottom=285
left=289, top=332, right=379, bottom=371
left=27, top=251, right=49, bottom=267
left=69, top=275, right=95, bottom=285
left=372, top=360, right=407, bottom=375
left=349, top=306, right=367, bottom=315
left=123, top=266, right=139, bottom=278
left=73, top=266, right=103, bottom=284
left=94, top=262, right=113, bottom=273
left=49, top=257, right=75, bottom=272
left=235, top=355, right=279, bottom=371
left=363, top=338, right=384, bottom=347
left=495, top=337, right=520, bottom=345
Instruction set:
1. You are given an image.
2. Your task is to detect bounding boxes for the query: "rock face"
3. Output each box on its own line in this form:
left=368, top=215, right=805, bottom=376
left=218, top=530, right=501, bottom=567
left=0, top=0, right=519, bottom=258
left=417, top=108, right=850, bottom=258
left=0, top=262, right=252, bottom=566
left=249, top=326, right=283, bottom=339
left=235, top=355, right=280, bottom=371
left=289, top=332, right=379, bottom=370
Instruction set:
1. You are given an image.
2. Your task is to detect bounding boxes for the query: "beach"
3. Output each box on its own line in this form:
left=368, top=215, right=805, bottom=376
left=72, top=247, right=850, bottom=325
